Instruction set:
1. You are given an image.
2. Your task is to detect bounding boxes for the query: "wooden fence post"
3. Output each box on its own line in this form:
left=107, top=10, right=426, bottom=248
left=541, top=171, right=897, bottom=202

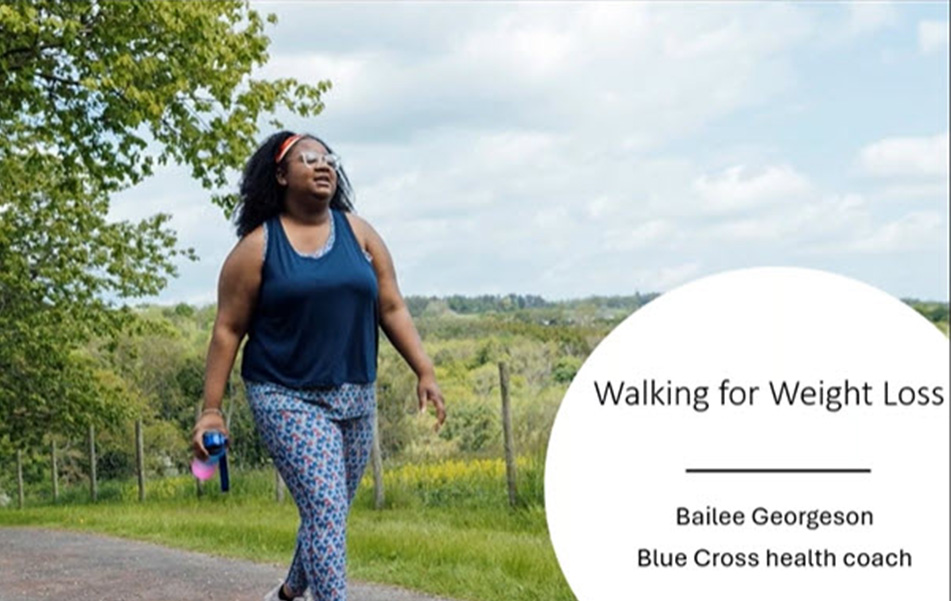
left=371, top=411, right=384, bottom=510
left=88, top=425, right=98, bottom=502
left=498, top=361, right=518, bottom=507
left=135, top=419, right=145, bottom=501
left=225, top=377, right=235, bottom=431
left=275, top=467, right=285, bottom=503
left=226, top=378, right=236, bottom=499
left=50, top=439, right=58, bottom=502
left=16, top=449, right=24, bottom=509
left=193, top=401, right=204, bottom=498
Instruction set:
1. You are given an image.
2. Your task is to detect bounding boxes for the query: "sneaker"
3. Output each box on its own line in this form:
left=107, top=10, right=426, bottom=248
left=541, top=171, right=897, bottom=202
left=263, top=582, right=307, bottom=601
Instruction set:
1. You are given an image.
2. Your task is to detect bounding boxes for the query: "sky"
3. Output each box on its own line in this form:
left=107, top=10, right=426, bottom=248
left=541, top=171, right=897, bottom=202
left=110, top=1, right=950, bottom=305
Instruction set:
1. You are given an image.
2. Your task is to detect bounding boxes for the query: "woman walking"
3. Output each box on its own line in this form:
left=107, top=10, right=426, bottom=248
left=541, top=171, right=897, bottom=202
left=192, top=131, right=446, bottom=601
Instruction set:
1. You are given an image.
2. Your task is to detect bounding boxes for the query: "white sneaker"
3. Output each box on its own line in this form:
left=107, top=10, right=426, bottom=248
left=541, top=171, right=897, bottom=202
left=263, top=582, right=309, bottom=601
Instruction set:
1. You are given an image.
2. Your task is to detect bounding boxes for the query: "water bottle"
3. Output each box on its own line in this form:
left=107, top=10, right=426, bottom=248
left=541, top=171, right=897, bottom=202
left=191, top=430, right=230, bottom=492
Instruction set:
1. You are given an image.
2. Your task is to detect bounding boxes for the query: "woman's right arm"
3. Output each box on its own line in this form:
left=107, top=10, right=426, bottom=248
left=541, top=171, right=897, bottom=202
left=192, top=227, right=264, bottom=460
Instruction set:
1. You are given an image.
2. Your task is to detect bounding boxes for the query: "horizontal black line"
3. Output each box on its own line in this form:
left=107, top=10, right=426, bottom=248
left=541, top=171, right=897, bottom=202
left=686, top=469, right=871, bottom=474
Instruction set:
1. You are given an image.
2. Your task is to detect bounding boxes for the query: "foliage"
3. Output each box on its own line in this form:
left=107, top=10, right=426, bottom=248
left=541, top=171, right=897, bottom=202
left=0, top=1, right=328, bottom=446
left=552, top=355, right=583, bottom=384
left=4, top=290, right=946, bottom=599
left=0, top=1, right=328, bottom=203
left=353, top=457, right=539, bottom=509
left=375, top=341, right=422, bottom=459
left=438, top=399, right=499, bottom=454
left=904, top=299, right=950, bottom=327
left=6, top=292, right=947, bottom=507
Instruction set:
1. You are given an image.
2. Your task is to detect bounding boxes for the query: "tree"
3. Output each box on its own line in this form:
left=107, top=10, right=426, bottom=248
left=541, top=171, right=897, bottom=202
left=0, top=1, right=329, bottom=446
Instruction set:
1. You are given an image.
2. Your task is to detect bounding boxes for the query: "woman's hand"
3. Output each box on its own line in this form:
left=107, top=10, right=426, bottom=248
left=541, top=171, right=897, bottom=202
left=191, top=412, right=230, bottom=462
left=417, top=373, right=447, bottom=431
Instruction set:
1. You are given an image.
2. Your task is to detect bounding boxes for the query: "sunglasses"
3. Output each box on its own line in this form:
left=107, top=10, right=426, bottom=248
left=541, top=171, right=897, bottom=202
left=297, top=150, right=341, bottom=169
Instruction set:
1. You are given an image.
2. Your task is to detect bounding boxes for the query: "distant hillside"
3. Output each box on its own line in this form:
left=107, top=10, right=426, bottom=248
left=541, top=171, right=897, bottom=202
left=401, top=293, right=947, bottom=329
left=404, top=293, right=660, bottom=319
left=163, top=293, right=948, bottom=332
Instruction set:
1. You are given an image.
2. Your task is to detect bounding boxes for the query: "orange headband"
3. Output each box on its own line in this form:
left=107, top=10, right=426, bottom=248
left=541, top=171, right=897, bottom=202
left=274, top=134, right=304, bottom=163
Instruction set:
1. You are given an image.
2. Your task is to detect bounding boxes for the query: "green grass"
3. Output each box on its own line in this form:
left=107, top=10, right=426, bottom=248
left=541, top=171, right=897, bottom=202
left=348, top=505, right=567, bottom=600
left=0, top=466, right=574, bottom=601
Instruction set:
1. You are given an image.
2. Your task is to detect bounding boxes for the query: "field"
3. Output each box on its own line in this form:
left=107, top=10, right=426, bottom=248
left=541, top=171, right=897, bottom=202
left=0, top=458, right=574, bottom=601
left=2, top=296, right=946, bottom=600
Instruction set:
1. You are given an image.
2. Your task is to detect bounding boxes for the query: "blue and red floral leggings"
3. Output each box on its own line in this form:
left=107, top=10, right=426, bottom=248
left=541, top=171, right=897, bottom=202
left=246, top=381, right=376, bottom=601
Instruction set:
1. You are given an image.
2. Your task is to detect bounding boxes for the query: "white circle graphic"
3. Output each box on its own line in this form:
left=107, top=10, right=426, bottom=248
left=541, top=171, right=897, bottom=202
left=546, top=267, right=949, bottom=600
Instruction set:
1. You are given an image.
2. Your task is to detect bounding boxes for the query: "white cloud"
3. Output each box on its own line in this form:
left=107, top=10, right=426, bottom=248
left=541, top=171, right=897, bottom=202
left=844, top=2, right=897, bottom=37
left=601, top=219, right=678, bottom=252
left=462, top=19, right=576, bottom=79
left=694, top=165, right=812, bottom=212
left=857, top=132, right=950, bottom=178
left=848, top=211, right=945, bottom=253
left=255, top=3, right=810, bottom=148
left=919, top=20, right=950, bottom=55
left=118, top=3, right=947, bottom=304
left=256, top=51, right=392, bottom=124
left=536, top=257, right=702, bottom=298
left=811, top=2, right=897, bottom=49
left=870, top=182, right=951, bottom=201
left=703, top=193, right=867, bottom=244
left=641, top=262, right=703, bottom=291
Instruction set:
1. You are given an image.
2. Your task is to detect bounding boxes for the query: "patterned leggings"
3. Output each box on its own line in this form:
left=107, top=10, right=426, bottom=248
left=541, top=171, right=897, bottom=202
left=246, top=381, right=375, bottom=601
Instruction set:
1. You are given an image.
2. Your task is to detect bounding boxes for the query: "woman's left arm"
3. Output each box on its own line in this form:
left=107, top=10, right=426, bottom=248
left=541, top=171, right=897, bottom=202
left=353, top=215, right=447, bottom=429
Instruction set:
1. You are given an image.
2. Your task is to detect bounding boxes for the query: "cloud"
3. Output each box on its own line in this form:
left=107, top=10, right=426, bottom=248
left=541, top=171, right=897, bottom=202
left=844, top=2, right=897, bottom=38
left=847, top=211, right=946, bottom=253
left=857, top=132, right=950, bottom=178
left=919, top=20, right=950, bottom=55
left=115, top=3, right=947, bottom=304
left=535, top=256, right=702, bottom=298
left=600, top=219, right=678, bottom=252
left=255, top=3, right=810, bottom=147
left=703, top=193, right=867, bottom=244
left=694, top=164, right=812, bottom=213
left=461, top=16, right=577, bottom=79
left=638, top=262, right=703, bottom=292
left=869, top=182, right=950, bottom=201
left=262, top=53, right=369, bottom=110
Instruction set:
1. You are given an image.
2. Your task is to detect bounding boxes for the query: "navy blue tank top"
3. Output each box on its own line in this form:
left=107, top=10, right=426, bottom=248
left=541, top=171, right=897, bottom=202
left=241, top=210, right=379, bottom=388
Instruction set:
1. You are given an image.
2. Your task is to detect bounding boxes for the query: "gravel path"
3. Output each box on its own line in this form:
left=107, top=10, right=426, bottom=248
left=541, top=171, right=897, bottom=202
left=0, top=527, right=459, bottom=601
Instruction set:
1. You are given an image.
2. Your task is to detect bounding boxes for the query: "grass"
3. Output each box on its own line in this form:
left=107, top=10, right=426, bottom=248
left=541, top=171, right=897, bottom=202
left=0, top=462, right=575, bottom=601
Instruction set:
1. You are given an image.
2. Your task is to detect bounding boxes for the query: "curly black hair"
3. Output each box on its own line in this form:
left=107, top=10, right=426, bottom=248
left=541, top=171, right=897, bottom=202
left=234, top=131, right=355, bottom=238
